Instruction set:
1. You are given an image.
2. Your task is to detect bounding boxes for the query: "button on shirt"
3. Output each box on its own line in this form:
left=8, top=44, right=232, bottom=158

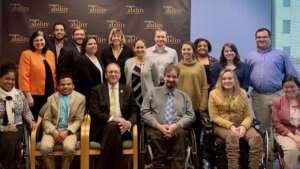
left=58, top=93, right=71, bottom=128
left=245, top=48, right=300, bottom=93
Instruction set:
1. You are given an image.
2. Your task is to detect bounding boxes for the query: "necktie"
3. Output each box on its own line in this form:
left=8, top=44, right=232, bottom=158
left=110, top=86, right=116, bottom=116
left=164, top=92, right=174, bottom=124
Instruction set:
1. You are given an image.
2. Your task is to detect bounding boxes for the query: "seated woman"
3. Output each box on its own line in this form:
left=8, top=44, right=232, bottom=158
left=272, top=75, right=300, bottom=169
left=208, top=68, right=262, bottom=169
left=0, top=62, right=36, bottom=169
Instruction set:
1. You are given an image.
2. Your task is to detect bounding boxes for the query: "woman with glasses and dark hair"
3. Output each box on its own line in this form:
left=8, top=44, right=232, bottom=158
left=272, top=75, right=300, bottom=169
left=19, top=31, right=56, bottom=120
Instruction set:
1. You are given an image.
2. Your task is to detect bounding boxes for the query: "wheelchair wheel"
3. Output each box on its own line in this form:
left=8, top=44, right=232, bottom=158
left=185, top=128, right=199, bottom=169
left=262, top=127, right=274, bottom=169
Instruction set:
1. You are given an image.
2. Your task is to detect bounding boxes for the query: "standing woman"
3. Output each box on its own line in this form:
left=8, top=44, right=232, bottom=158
left=194, top=38, right=218, bottom=90
left=211, top=43, right=250, bottom=91
left=272, top=75, right=300, bottom=169
left=101, top=28, right=134, bottom=84
left=19, top=31, right=56, bottom=120
left=176, top=41, right=208, bottom=153
left=73, top=37, right=104, bottom=110
left=0, top=62, right=36, bottom=169
left=125, top=39, right=160, bottom=107
left=208, top=68, right=262, bottom=169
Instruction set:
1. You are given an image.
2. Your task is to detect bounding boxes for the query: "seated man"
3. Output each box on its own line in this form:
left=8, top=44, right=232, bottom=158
left=141, top=65, right=195, bottom=169
left=89, top=63, right=139, bottom=169
left=40, top=74, right=85, bottom=169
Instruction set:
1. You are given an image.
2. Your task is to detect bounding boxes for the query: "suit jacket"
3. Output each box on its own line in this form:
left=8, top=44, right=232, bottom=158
left=57, top=42, right=81, bottom=76
left=42, top=90, right=85, bottom=134
left=47, top=37, right=70, bottom=65
left=18, top=50, right=56, bottom=95
left=73, top=54, right=105, bottom=108
left=272, top=94, right=300, bottom=136
left=100, top=44, right=134, bottom=84
left=89, top=83, right=139, bottom=141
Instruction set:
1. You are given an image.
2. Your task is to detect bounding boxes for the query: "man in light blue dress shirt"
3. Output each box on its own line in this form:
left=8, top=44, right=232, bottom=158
left=245, top=28, right=300, bottom=132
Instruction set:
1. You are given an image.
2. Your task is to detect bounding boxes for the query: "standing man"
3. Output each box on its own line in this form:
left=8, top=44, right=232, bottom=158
left=89, top=63, right=139, bottom=169
left=245, top=27, right=300, bottom=132
left=146, top=28, right=178, bottom=85
left=40, top=74, right=85, bottom=169
left=141, top=65, right=195, bottom=169
left=57, top=26, right=86, bottom=75
left=48, top=22, right=70, bottom=64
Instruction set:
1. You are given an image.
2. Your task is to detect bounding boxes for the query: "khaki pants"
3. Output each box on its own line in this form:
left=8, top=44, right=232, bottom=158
left=251, top=90, right=283, bottom=133
left=40, top=132, right=77, bottom=169
left=274, top=132, right=300, bottom=169
left=214, top=127, right=263, bottom=169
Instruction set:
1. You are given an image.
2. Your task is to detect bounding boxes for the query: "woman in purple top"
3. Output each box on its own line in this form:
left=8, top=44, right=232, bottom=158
left=272, top=75, right=300, bottom=169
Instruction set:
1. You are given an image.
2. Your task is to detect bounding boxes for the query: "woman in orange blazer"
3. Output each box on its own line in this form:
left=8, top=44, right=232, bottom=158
left=19, top=31, right=56, bottom=120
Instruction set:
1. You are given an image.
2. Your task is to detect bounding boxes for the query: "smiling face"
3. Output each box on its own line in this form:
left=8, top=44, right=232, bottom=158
left=133, top=40, right=146, bottom=58
left=256, top=30, right=271, bottom=51
left=0, top=71, right=16, bottom=92
left=85, top=38, right=98, bottom=55
left=223, top=46, right=236, bottom=62
left=57, top=77, right=74, bottom=95
left=221, top=71, right=235, bottom=90
left=196, top=40, right=209, bottom=56
left=72, top=29, right=85, bottom=45
left=283, top=81, right=299, bottom=98
left=53, top=24, right=65, bottom=40
left=154, top=30, right=167, bottom=47
left=164, top=69, right=179, bottom=89
left=181, top=44, right=194, bottom=61
left=105, top=63, right=121, bottom=86
left=33, top=35, right=46, bottom=51
left=111, top=33, right=122, bottom=46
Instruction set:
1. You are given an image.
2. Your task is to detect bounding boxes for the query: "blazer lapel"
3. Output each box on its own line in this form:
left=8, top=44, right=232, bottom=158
left=68, top=92, right=76, bottom=116
left=119, top=85, right=125, bottom=112
left=104, top=84, right=110, bottom=109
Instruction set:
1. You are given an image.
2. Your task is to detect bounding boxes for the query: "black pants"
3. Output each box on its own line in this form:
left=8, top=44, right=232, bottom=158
left=96, top=121, right=132, bottom=169
left=0, top=125, right=24, bottom=169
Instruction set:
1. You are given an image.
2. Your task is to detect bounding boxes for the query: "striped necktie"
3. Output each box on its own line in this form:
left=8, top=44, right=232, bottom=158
left=164, top=92, right=174, bottom=124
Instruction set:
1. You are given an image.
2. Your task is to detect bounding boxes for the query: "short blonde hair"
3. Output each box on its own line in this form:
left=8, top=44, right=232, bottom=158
left=108, top=28, right=126, bottom=45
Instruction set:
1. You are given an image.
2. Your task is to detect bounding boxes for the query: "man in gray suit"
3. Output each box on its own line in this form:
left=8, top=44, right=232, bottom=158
left=40, top=74, right=85, bottom=169
left=141, top=65, right=195, bottom=169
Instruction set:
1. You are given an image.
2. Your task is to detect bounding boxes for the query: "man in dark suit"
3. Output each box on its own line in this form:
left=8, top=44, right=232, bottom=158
left=89, top=63, right=139, bottom=169
left=57, top=26, right=86, bottom=75
left=48, top=22, right=70, bottom=64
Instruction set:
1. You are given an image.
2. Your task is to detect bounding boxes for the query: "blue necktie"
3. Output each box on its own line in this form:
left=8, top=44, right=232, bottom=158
left=164, top=92, right=174, bottom=124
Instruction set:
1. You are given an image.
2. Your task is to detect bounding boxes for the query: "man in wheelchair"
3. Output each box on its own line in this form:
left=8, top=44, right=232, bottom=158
left=208, top=69, right=263, bottom=169
left=141, top=65, right=195, bottom=169
left=0, top=62, right=36, bottom=169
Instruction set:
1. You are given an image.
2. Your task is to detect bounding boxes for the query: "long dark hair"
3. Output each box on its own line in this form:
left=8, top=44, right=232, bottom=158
left=219, top=43, right=240, bottom=67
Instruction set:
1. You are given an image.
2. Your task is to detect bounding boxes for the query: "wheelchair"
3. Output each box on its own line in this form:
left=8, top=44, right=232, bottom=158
left=139, top=122, right=199, bottom=169
left=199, top=112, right=264, bottom=169
left=0, top=122, right=30, bottom=169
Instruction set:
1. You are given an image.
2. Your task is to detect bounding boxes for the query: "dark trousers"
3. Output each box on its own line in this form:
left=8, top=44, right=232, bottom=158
left=0, top=125, right=24, bottom=169
left=147, top=127, right=187, bottom=169
left=96, top=121, right=131, bottom=169
left=31, top=95, right=48, bottom=121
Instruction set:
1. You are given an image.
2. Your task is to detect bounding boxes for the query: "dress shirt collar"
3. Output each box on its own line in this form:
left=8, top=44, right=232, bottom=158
left=163, top=86, right=175, bottom=96
left=108, top=82, right=119, bottom=90
left=257, top=47, right=272, bottom=54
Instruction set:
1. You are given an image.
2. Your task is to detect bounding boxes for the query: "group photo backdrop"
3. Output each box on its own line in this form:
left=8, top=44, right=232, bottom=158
left=0, top=0, right=190, bottom=64
left=0, top=0, right=271, bottom=64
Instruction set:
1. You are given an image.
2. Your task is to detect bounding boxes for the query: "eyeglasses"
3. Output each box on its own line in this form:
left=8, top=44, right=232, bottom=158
left=256, top=36, right=269, bottom=39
